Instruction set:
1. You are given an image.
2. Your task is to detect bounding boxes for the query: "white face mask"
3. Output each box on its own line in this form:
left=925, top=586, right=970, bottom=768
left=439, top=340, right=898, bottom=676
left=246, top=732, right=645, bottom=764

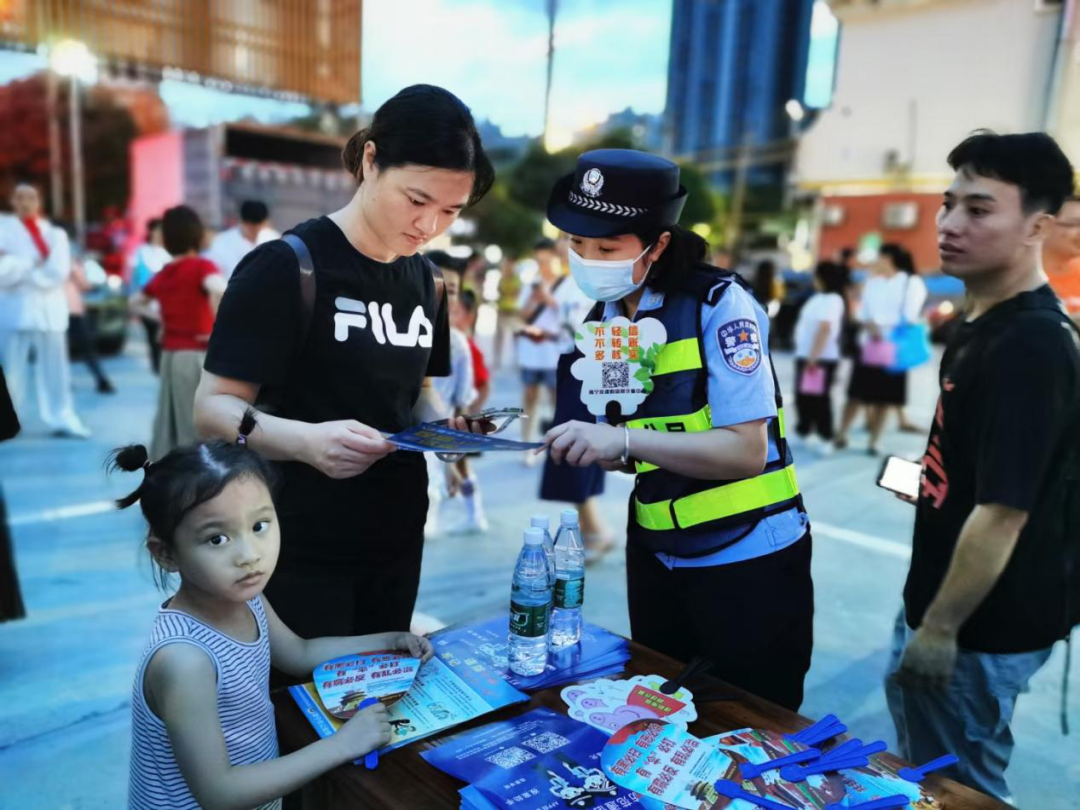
left=568, top=244, right=653, bottom=302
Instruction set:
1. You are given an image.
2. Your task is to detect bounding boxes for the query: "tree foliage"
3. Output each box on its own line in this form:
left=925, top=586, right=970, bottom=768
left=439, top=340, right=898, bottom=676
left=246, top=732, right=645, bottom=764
left=0, top=73, right=159, bottom=222
left=466, top=180, right=541, bottom=260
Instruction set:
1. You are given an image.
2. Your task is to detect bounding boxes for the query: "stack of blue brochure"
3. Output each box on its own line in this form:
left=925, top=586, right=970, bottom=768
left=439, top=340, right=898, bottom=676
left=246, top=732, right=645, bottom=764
left=431, top=614, right=630, bottom=692
left=421, top=708, right=655, bottom=810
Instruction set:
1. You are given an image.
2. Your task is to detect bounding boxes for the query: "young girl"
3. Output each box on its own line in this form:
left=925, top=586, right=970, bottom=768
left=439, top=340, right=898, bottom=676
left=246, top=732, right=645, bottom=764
left=115, top=412, right=433, bottom=810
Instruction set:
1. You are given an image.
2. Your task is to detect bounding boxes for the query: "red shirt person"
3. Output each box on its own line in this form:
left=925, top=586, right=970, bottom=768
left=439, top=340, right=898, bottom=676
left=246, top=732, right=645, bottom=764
left=134, top=206, right=225, bottom=459
left=144, top=255, right=220, bottom=350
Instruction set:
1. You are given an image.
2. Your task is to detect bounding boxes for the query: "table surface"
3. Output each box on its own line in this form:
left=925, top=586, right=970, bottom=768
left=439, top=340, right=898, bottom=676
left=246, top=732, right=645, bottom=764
left=274, top=640, right=1008, bottom=809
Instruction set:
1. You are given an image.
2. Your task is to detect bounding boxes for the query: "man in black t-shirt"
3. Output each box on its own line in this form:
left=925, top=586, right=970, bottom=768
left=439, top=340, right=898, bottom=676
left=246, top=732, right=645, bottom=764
left=885, top=132, right=1080, bottom=803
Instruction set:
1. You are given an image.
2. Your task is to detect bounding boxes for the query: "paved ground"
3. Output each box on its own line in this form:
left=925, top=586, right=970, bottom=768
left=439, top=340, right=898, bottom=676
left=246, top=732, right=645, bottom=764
left=0, top=327, right=1076, bottom=809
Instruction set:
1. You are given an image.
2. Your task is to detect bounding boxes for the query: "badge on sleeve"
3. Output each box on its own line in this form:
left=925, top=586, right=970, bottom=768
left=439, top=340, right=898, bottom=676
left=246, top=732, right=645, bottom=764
left=571, top=316, right=667, bottom=417
left=717, top=318, right=762, bottom=375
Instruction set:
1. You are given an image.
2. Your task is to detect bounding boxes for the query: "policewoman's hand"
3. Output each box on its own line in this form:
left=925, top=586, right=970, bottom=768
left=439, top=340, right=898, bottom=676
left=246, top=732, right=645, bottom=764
left=892, top=624, right=958, bottom=692
left=544, top=420, right=623, bottom=467
left=303, top=419, right=397, bottom=479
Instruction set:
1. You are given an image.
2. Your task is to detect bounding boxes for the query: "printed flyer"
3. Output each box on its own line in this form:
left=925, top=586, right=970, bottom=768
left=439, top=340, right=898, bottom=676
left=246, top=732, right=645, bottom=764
left=710, top=729, right=845, bottom=809
left=289, top=653, right=527, bottom=757
left=838, top=756, right=941, bottom=809
left=601, top=720, right=732, bottom=810
left=313, top=651, right=420, bottom=719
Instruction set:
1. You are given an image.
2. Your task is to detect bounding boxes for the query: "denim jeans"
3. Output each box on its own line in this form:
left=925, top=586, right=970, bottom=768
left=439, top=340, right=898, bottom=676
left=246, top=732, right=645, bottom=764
left=884, top=609, right=1053, bottom=803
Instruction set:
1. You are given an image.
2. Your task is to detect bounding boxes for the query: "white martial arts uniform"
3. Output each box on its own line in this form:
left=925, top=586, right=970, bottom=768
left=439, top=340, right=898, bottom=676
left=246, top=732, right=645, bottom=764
left=0, top=215, right=89, bottom=437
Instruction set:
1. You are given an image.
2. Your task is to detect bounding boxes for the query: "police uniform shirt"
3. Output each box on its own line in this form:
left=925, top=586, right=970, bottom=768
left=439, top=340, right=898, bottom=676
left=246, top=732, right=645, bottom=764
left=602, top=280, right=808, bottom=568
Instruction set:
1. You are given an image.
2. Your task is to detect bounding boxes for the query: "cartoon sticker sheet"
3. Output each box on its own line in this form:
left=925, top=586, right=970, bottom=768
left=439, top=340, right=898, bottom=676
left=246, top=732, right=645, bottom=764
left=313, top=651, right=420, bottom=719
left=570, top=316, right=668, bottom=417
left=561, top=676, right=698, bottom=734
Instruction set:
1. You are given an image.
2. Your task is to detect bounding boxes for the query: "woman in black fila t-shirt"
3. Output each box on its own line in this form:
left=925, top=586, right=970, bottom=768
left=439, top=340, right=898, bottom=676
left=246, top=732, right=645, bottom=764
left=194, top=85, right=494, bottom=644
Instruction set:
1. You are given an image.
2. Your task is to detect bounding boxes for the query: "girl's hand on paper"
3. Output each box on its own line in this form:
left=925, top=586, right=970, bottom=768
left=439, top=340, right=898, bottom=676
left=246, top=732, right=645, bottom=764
left=391, top=632, right=434, bottom=662
left=335, top=701, right=391, bottom=761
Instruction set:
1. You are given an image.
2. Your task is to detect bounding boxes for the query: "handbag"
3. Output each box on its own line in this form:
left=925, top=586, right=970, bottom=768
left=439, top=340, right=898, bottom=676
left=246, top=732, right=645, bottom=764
left=861, top=338, right=896, bottom=368
left=888, top=275, right=931, bottom=373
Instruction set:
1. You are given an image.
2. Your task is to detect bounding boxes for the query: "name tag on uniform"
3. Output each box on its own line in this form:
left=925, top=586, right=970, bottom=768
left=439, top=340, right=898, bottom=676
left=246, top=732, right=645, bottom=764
left=571, top=316, right=667, bottom=417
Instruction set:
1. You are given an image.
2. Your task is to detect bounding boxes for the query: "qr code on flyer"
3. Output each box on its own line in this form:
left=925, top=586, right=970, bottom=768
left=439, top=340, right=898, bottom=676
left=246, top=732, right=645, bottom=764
left=602, top=361, right=630, bottom=389
left=484, top=747, right=535, bottom=769
left=522, top=731, right=570, bottom=754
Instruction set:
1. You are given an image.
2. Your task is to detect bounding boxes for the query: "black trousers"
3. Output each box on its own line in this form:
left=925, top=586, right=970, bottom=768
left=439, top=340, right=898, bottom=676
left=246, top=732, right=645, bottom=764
left=794, top=359, right=838, bottom=441
left=68, top=315, right=111, bottom=388
left=141, top=316, right=162, bottom=375
left=0, top=487, right=25, bottom=623
left=626, top=533, right=814, bottom=712
left=264, top=525, right=425, bottom=638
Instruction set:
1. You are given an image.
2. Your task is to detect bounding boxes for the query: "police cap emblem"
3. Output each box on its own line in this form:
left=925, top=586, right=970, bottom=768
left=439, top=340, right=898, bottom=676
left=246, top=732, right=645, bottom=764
left=581, top=168, right=604, bottom=198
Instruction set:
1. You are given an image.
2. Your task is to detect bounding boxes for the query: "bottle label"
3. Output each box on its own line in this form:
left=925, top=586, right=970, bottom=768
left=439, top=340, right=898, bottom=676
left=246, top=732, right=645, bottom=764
left=554, top=577, right=584, bottom=609
left=510, top=600, right=551, bottom=638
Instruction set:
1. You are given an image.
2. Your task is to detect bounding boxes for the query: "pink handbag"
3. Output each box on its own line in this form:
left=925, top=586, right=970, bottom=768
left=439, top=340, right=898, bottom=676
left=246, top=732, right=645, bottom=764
left=798, top=365, right=826, bottom=395
left=861, top=339, right=896, bottom=368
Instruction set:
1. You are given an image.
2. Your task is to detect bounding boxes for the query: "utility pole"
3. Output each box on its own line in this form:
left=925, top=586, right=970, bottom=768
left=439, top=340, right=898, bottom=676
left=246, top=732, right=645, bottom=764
left=542, top=0, right=558, bottom=146
left=46, top=71, right=64, bottom=220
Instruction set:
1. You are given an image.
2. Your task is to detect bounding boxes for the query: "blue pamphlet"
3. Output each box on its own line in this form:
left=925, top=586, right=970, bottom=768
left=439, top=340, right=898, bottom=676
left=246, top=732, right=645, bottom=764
left=388, top=423, right=544, bottom=453
left=431, top=614, right=630, bottom=691
left=423, top=707, right=661, bottom=809
left=289, top=652, right=528, bottom=759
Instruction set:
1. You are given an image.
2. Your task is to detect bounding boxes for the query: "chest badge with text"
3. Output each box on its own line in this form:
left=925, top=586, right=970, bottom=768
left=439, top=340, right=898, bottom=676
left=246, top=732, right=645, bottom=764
left=717, top=318, right=761, bottom=375
left=571, top=316, right=667, bottom=417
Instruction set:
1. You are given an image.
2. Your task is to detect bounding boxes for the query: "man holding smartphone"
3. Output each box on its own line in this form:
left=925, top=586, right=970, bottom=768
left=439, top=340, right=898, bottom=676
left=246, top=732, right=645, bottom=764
left=886, top=132, right=1080, bottom=803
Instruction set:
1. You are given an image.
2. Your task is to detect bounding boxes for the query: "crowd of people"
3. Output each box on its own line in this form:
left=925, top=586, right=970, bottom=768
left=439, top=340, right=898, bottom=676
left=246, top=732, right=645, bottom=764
left=2, top=83, right=1079, bottom=810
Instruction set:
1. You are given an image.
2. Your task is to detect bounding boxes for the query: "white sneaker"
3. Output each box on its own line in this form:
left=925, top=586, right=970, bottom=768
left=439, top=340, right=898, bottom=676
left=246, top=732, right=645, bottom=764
left=448, top=514, right=490, bottom=535
left=803, top=435, right=823, bottom=451
left=51, top=424, right=91, bottom=439
left=816, top=442, right=834, bottom=457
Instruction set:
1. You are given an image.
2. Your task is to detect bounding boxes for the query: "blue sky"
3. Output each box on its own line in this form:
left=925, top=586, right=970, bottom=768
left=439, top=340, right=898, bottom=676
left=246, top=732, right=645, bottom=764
left=0, top=0, right=672, bottom=137
left=362, top=0, right=672, bottom=139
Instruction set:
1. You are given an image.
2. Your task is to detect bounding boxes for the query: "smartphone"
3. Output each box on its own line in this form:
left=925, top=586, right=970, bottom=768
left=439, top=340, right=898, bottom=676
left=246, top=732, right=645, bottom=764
left=877, top=456, right=922, bottom=500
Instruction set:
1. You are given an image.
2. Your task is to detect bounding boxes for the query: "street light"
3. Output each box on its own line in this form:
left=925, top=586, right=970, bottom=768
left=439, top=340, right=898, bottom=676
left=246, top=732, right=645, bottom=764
left=49, top=39, right=97, bottom=249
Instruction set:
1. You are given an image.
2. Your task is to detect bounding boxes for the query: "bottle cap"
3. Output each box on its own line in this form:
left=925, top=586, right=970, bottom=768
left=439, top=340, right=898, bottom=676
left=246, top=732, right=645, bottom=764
left=560, top=508, right=579, bottom=527
left=530, top=514, right=550, bottom=530
left=523, top=527, right=545, bottom=546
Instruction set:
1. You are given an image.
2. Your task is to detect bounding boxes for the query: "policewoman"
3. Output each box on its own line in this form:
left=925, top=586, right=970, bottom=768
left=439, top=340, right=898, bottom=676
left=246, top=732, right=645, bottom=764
left=543, top=150, right=814, bottom=710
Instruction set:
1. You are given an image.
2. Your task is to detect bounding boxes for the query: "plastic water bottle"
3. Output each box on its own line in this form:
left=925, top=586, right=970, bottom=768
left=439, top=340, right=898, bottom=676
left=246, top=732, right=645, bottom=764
left=530, top=514, right=556, bottom=585
left=551, top=509, right=585, bottom=648
left=508, top=527, right=552, bottom=676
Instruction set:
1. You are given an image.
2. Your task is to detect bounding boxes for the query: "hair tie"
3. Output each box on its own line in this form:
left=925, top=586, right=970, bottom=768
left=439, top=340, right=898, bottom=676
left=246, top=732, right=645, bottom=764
left=236, top=433, right=248, bottom=447
left=142, top=460, right=152, bottom=472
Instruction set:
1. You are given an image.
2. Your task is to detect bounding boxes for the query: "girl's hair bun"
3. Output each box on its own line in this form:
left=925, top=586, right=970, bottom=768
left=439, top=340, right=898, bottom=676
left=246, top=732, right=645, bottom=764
left=105, top=444, right=151, bottom=509
left=107, top=444, right=150, bottom=474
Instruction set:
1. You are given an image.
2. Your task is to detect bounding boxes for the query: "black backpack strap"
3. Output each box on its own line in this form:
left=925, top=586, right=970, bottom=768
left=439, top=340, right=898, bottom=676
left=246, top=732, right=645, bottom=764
left=281, top=233, right=316, bottom=349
